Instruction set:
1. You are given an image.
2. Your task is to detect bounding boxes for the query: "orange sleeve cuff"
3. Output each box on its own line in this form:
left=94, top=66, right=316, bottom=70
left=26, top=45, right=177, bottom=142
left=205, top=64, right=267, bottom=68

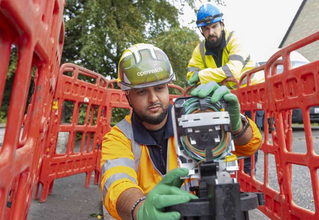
left=232, top=118, right=262, bottom=157
left=104, top=179, right=143, bottom=220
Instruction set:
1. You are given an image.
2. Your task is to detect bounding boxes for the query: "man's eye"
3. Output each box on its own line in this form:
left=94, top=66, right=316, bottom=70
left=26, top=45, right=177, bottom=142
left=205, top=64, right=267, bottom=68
left=156, top=86, right=165, bottom=91
left=137, top=90, right=146, bottom=95
left=202, top=27, right=209, bottom=32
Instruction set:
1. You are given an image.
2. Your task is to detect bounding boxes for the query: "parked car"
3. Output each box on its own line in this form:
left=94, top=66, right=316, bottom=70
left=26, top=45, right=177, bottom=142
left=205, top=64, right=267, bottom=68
left=259, top=51, right=318, bottom=124
left=292, top=107, right=319, bottom=124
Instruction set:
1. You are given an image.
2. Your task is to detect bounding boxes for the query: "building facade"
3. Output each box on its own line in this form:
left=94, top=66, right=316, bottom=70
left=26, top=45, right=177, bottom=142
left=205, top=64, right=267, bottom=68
left=279, top=0, right=319, bottom=62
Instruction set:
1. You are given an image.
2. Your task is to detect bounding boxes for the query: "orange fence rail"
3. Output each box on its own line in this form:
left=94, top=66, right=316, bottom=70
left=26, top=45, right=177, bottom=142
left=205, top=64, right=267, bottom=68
left=0, top=0, right=65, bottom=219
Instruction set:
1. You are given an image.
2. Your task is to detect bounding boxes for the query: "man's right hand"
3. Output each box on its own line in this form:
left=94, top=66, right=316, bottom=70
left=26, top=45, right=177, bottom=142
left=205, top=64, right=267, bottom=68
left=188, top=72, right=200, bottom=86
left=191, top=81, right=241, bottom=131
left=137, top=168, right=198, bottom=220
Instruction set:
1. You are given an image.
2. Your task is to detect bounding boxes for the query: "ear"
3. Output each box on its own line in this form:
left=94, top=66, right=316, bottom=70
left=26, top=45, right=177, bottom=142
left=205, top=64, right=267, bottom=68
left=198, top=27, right=205, bottom=37
left=125, top=94, right=133, bottom=108
left=220, top=21, right=225, bottom=30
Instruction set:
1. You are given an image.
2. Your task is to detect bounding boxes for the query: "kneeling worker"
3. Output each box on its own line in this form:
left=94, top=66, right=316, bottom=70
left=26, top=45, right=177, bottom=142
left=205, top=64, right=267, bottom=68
left=100, top=43, right=262, bottom=220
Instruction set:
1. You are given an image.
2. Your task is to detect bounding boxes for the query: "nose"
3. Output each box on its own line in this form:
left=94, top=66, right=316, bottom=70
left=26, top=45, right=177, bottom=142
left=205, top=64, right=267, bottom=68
left=208, top=26, right=214, bottom=35
left=148, top=89, right=159, bottom=104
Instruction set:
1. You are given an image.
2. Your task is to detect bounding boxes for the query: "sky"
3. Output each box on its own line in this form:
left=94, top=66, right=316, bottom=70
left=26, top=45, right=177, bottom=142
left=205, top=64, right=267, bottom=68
left=179, top=0, right=303, bottom=62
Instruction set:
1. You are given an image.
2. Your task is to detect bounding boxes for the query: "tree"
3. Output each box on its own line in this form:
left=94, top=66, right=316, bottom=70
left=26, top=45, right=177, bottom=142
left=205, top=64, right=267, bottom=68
left=61, top=0, right=225, bottom=87
left=155, top=26, right=200, bottom=88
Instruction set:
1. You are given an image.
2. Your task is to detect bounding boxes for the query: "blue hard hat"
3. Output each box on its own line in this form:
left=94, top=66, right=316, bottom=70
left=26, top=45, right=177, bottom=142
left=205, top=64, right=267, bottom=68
left=196, top=3, right=223, bottom=27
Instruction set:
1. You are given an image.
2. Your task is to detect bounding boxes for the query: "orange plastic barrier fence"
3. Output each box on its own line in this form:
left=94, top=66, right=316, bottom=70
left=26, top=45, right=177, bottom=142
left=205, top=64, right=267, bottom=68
left=233, top=31, right=319, bottom=219
left=0, top=0, right=65, bottom=219
left=36, top=63, right=108, bottom=202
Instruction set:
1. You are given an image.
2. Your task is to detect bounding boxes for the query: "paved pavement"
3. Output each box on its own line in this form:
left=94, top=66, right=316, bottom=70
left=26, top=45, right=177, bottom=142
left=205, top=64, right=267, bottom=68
left=28, top=173, right=114, bottom=220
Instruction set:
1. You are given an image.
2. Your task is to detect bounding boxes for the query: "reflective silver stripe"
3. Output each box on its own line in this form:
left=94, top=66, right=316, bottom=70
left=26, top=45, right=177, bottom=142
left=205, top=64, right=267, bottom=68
left=199, top=41, right=207, bottom=67
left=187, top=67, right=201, bottom=72
left=222, top=64, right=234, bottom=78
left=242, top=55, right=251, bottom=70
left=229, top=54, right=245, bottom=64
left=117, top=119, right=141, bottom=172
left=101, top=158, right=135, bottom=175
left=226, top=31, right=234, bottom=44
left=166, top=139, right=198, bottom=192
left=101, top=118, right=142, bottom=201
left=225, top=31, right=234, bottom=54
left=166, top=140, right=171, bottom=174
left=103, top=173, right=137, bottom=200
left=226, top=31, right=234, bottom=45
left=241, top=55, right=254, bottom=85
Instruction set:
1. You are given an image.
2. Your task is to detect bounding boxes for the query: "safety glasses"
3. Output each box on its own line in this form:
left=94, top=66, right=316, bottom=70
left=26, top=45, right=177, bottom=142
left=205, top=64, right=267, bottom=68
left=196, top=13, right=223, bottom=26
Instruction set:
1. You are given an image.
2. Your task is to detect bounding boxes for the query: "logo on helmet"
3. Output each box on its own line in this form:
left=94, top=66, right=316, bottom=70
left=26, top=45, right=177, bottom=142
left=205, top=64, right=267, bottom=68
left=137, top=68, right=163, bottom=76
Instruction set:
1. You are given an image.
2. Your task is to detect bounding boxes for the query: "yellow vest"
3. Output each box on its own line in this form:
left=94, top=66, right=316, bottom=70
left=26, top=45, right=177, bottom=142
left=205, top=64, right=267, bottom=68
left=187, top=29, right=264, bottom=88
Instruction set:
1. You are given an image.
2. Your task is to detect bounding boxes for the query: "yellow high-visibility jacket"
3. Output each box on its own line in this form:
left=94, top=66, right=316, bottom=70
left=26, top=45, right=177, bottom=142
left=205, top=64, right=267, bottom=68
left=100, top=107, right=262, bottom=219
left=187, top=29, right=264, bottom=88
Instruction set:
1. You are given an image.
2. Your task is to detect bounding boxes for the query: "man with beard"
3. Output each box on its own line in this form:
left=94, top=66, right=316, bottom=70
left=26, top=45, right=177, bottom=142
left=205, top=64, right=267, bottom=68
left=187, top=3, right=264, bottom=88
left=187, top=3, right=264, bottom=174
left=100, top=43, right=262, bottom=220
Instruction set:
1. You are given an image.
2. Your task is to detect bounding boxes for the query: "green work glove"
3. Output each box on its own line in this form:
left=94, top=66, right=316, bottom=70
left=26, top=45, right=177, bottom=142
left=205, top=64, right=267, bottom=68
left=137, top=168, right=198, bottom=220
left=188, top=72, right=200, bottom=86
left=191, top=81, right=241, bottom=131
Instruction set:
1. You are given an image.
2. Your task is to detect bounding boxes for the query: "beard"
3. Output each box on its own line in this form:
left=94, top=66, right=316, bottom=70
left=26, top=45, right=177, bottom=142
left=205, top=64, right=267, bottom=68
left=206, top=34, right=223, bottom=48
left=134, top=103, right=169, bottom=125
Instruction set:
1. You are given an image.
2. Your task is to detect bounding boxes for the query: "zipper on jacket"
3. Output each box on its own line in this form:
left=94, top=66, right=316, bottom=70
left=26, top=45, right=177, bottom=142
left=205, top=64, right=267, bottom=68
left=159, top=145, right=164, bottom=168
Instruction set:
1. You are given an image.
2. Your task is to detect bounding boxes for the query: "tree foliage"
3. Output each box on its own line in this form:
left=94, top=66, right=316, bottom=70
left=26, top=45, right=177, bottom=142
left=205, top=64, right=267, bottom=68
left=62, top=0, right=204, bottom=87
left=155, top=26, right=199, bottom=88
left=1, top=47, right=17, bottom=123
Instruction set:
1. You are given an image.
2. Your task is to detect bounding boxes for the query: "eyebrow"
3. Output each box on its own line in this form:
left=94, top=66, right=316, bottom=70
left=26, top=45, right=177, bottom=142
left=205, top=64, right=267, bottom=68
left=203, top=23, right=218, bottom=28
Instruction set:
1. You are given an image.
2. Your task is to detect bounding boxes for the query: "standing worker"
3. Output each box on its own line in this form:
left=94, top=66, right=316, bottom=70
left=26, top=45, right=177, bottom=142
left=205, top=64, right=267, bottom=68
left=187, top=3, right=264, bottom=173
left=187, top=3, right=264, bottom=87
left=100, top=43, right=262, bottom=220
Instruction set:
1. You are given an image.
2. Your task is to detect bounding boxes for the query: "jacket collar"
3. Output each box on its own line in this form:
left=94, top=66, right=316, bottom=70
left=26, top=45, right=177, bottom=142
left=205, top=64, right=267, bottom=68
left=131, top=104, right=174, bottom=145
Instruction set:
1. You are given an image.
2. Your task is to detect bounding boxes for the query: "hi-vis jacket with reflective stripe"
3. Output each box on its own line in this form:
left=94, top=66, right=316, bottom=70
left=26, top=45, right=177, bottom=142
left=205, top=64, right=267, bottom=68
left=100, top=110, right=262, bottom=219
left=187, top=29, right=264, bottom=88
